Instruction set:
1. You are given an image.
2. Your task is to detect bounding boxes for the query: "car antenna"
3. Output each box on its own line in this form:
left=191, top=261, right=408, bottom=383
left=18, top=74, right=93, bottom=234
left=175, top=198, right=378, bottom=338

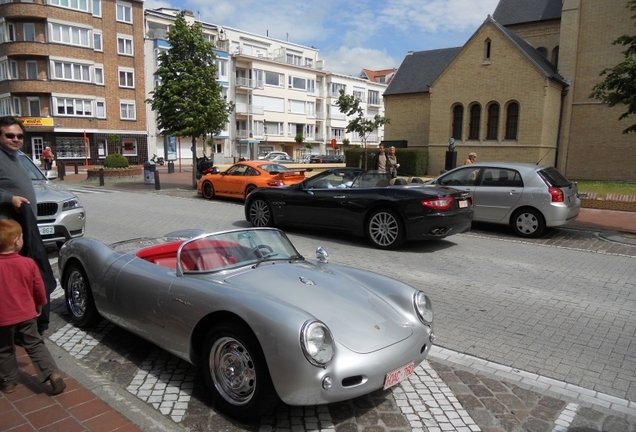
left=535, top=149, right=552, bottom=165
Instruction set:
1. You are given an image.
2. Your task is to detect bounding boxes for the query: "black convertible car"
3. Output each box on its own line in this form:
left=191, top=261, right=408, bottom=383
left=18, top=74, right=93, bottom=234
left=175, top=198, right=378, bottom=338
left=245, top=168, right=474, bottom=249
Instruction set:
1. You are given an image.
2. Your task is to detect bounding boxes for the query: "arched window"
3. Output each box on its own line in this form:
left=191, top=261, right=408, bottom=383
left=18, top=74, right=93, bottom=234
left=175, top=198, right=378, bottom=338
left=469, top=104, right=481, bottom=140
left=551, top=46, right=559, bottom=68
left=505, top=102, right=519, bottom=140
left=537, top=47, right=548, bottom=58
left=486, top=103, right=499, bottom=140
left=452, top=105, right=463, bottom=140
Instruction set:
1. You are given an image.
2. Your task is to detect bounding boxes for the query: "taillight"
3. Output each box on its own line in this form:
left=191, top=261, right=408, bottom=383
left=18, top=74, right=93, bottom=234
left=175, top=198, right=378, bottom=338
left=548, top=187, right=564, bottom=202
left=422, top=196, right=454, bottom=211
left=267, top=180, right=284, bottom=187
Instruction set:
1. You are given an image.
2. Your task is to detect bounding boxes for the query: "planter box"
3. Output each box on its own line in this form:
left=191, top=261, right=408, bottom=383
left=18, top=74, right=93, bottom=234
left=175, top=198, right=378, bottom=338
left=86, top=166, right=143, bottom=182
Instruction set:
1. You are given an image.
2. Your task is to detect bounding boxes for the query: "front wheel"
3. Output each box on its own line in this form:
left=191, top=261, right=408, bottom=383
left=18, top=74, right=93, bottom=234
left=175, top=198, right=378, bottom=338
left=202, top=322, right=279, bottom=419
left=511, top=208, right=545, bottom=238
left=202, top=181, right=215, bottom=199
left=64, top=263, right=101, bottom=327
left=244, top=185, right=256, bottom=198
left=366, top=208, right=405, bottom=249
left=248, top=198, right=274, bottom=227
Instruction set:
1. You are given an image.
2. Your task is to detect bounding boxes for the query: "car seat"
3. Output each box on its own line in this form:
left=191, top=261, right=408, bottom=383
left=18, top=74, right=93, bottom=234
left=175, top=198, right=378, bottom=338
left=196, top=252, right=230, bottom=271
left=408, top=177, right=424, bottom=183
left=482, top=172, right=494, bottom=185
left=498, top=170, right=509, bottom=185
left=390, top=178, right=407, bottom=185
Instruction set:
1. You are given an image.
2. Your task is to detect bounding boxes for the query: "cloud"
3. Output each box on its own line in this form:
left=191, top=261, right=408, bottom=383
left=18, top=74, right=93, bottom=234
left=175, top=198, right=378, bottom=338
left=320, top=46, right=398, bottom=76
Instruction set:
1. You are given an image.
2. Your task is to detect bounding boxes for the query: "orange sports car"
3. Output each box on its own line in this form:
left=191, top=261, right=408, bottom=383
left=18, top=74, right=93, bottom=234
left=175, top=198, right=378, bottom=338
left=197, top=160, right=306, bottom=200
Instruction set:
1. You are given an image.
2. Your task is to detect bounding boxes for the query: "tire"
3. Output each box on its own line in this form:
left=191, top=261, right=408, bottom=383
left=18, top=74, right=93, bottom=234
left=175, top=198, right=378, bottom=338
left=64, top=263, right=101, bottom=327
left=511, top=208, right=545, bottom=238
left=202, top=181, right=215, bottom=199
left=202, top=322, right=279, bottom=419
left=248, top=198, right=274, bottom=227
left=366, top=208, right=405, bottom=249
left=244, top=185, right=256, bottom=198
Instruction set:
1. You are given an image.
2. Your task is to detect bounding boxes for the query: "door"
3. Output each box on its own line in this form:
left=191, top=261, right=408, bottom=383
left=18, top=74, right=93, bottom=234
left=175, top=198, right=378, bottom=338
left=284, top=172, right=347, bottom=228
left=472, top=167, right=523, bottom=222
left=31, top=137, right=44, bottom=166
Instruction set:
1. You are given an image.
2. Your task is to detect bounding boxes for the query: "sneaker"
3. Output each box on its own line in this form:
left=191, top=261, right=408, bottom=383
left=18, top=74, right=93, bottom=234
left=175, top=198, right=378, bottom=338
left=48, top=373, right=66, bottom=395
left=0, top=384, right=16, bottom=394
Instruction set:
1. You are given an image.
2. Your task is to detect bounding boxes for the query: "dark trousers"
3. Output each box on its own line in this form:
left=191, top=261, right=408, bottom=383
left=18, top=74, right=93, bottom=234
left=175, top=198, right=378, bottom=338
left=0, top=319, right=59, bottom=386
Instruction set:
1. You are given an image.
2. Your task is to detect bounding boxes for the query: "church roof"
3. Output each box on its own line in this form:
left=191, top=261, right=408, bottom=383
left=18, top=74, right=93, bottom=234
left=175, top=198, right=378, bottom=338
left=492, top=0, right=562, bottom=26
left=383, top=48, right=462, bottom=96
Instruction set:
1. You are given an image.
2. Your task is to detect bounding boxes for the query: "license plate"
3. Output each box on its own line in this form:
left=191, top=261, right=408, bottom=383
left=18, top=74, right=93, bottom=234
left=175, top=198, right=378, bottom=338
left=39, top=226, right=54, bottom=235
left=458, top=200, right=468, bottom=208
left=383, top=361, right=415, bottom=390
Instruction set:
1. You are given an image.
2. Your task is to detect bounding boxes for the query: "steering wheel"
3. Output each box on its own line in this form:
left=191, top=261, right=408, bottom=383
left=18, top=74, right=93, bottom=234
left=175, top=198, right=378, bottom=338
left=251, top=244, right=275, bottom=258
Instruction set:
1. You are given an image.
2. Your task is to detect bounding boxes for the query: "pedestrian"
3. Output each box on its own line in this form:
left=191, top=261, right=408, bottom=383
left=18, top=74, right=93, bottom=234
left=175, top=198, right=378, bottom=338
left=386, top=146, right=400, bottom=178
left=464, top=152, right=477, bottom=165
left=0, top=116, right=56, bottom=335
left=0, top=219, right=66, bottom=395
left=41, top=146, right=53, bottom=170
left=371, top=144, right=386, bottom=171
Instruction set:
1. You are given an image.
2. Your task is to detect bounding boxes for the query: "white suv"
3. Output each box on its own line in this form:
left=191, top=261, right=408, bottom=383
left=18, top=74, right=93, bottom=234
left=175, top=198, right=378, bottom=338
left=18, top=152, right=86, bottom=248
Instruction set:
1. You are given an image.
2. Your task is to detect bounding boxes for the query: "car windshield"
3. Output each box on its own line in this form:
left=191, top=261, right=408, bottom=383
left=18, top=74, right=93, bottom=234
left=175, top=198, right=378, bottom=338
left=538, top=167, right=572, bottom=188
left=259, top=164, right=289, bottom=173
left=350, top=170, right=392, bottom=188
left=18, top=153, right=47, bottom=181
left=178, top=228, right=302, bottom=272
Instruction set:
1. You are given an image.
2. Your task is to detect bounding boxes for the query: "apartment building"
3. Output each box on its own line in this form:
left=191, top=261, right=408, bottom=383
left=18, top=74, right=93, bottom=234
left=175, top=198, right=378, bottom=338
left=144, top=8, right=387, bottom=163
left=0, top=0, right=147, bottom=166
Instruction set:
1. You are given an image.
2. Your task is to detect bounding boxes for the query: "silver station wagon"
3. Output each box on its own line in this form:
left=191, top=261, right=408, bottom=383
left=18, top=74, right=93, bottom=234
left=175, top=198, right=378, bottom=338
left=426, top=162, right=580, bottom=237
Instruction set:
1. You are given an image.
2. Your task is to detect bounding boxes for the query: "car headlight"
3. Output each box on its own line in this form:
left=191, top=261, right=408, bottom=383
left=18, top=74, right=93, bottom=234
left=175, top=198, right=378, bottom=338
left=300, top=320, right=334, bottom=367
left=62, top=198, right=82, bottom=210
left=414, top=291, right=433, bottom=324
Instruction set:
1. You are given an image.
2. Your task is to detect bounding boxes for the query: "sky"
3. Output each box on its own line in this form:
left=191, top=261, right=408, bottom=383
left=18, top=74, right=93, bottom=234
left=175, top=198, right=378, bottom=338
left=144, top=0, right=501, bottom=77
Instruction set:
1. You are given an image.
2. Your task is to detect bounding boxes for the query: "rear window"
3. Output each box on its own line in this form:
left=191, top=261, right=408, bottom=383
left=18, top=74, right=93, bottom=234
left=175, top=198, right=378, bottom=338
left=538, top=167, right=572, bottom=188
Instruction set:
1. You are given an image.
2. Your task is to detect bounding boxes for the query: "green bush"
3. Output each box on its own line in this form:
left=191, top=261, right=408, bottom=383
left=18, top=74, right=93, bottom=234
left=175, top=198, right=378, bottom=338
left=103, top=153, right=129, bottom=169
left=344, top=147, right=428, bottom=176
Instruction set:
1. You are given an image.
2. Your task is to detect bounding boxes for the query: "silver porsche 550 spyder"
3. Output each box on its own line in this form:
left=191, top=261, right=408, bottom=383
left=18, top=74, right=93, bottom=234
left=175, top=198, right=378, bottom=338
left=59, top=227, right=436, bottom=419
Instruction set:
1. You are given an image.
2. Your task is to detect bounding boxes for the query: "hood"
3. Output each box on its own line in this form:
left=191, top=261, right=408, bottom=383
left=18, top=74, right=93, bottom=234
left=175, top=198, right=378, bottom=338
left=32, top=180, right=78, bottom=202
left=225, top=262, right=413, bottom=353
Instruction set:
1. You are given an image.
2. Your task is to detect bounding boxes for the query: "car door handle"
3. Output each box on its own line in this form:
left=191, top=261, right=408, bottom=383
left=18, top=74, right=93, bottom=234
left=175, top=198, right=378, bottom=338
left=509, top=190, right=520, bottom=195
left=333, top=195, right=346, bottom=199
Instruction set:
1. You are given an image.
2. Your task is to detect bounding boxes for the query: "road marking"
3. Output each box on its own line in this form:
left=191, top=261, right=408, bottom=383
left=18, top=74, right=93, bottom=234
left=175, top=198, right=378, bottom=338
left=552, top=403, right=578, bottom=432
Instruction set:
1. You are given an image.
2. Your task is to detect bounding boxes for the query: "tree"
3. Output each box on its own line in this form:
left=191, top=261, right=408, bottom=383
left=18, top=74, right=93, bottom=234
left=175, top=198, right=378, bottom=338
left=589, top=0, right=636, bottom=134
left=335, top=89, right=389, bottom=169
left=147, top=13, right=234, bottom=187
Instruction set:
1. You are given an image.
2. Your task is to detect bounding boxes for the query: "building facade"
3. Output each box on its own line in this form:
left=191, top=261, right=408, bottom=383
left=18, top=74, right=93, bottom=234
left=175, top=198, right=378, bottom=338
left=144, top=8, right=387, bottom=164
left=0, top=0, right=147, bottom=166
left=384, top=0, right=636, bottom=181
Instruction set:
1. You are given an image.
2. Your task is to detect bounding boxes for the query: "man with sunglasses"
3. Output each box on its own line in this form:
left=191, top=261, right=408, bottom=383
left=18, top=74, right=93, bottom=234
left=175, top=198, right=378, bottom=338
left=0, top=116, right=55, bottom=336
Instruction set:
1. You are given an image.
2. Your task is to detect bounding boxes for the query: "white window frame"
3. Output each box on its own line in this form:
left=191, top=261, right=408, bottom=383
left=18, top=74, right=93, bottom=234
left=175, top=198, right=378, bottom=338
left=55, top=96, right=93, bottom=117
left=0, top=62, right=7, bottom=81
left=263, top=70, right=284, bottom=87
left=49, top=22, right=91, bottom=48
left=10, top=60, right=18, bottom=79
left=49, top=0, right=89, bottom=13
left=25, top=61, right=38, bottom=79
left=93, top=31, right=102, bottom=51
left=51, top=60, right=92, bottom=83
left=12, top=96, right=21, bottom=116
left=288, top=75, right=310, bottom=91
left=94, top=65, right=104, bottom=85
left=116, top=2, right=133, bottom=24
left=117, top=35, right=133, bottom=56
left=215, top=58, right=228, bottom=81
left=118, top=67, right=134, bottom=88
left=92, top=0, right=101, bottom=17
left=7, top=23, right=15, bottom=42
left=27, top=97, right=41, bottom=116
left=23, top=23, right=36, bottom=42
left=96, top=99, right=106, bottom=118
left=119, top=100, right=136, bottom=120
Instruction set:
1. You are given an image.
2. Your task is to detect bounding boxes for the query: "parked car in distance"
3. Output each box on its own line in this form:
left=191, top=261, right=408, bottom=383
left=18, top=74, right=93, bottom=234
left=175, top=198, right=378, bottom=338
left=267, top=154, right=295, bottom=164
left=257, top=151, right=289, bottom=160
left=17, top=152, right=85, bottom=248
left=309, top=154, right=344, bottom=163
left=59, top=227, right=436, bottom=419
left=197, top=160, right=306, bottom=200
left=425, top=162, right=580, bottom=237
left=245, top=168, right=473, bottom=249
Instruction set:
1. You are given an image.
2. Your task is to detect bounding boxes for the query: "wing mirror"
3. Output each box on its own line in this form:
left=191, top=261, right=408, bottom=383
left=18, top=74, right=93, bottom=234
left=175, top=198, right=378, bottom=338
left=316, top=246, right=329, bottom=263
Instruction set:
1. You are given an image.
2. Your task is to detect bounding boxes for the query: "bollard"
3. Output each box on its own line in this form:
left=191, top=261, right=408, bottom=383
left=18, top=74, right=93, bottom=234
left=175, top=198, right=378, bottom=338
left=154, top=169, right=161, bottom=190
left=99, top=167, right=104, bottom=186
left=74, top=163, right=79, bottom=174
left=59, top=161, right=65, bottom=181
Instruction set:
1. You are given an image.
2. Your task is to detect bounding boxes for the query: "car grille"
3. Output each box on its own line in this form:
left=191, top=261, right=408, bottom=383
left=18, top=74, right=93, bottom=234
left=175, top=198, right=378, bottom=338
left=37, top=202, right=58, bottom=217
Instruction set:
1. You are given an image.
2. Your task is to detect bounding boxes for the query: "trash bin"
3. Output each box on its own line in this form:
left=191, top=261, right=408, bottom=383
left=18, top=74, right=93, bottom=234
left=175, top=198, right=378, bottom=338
left=143, top=161, right=156, bottom=185
left=167, top=160, right=175, bottom=173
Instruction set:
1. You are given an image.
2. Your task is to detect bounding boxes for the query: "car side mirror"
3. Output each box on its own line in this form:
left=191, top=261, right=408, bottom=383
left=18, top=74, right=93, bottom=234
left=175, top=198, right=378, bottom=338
left=212, top=167, right=220, bottom=174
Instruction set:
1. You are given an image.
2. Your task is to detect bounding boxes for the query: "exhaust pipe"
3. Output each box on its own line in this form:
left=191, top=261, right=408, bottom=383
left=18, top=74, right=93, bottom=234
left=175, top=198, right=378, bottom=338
left=430, top=227, right=447, bottom=235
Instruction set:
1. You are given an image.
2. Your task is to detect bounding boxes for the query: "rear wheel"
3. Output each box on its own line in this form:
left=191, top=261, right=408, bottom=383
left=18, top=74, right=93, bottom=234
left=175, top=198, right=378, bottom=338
left=202, top=181, right=215, bottom=199
left=245, top=185, right=257, bottom=198
left=202, top=322, right=279, bottom=419
left=248, top=198, right=274, bottom=227
left=367, top=208, right=405, bottom=249
left=64, top=263, right=101, bottom=327
left=511, top=208, right=545, bottom=238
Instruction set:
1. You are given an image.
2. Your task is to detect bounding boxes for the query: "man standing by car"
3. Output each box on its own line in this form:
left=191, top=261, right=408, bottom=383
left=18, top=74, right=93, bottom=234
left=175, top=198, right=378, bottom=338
left=372, top=144, right=386, bottom=171
left=0, top=116, right=55, bottom=335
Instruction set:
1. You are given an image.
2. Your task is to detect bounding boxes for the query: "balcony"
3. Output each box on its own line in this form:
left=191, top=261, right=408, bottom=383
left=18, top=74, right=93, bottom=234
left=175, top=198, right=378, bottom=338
left=1, top=41, right=51, bottom=57
left=328, top=112, right=346, bottom=121
left=0, top=2, right=49, bottom=19
left=0, top=79, right=52, bottom=94
left=235, top=103, right=264, bottom=115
